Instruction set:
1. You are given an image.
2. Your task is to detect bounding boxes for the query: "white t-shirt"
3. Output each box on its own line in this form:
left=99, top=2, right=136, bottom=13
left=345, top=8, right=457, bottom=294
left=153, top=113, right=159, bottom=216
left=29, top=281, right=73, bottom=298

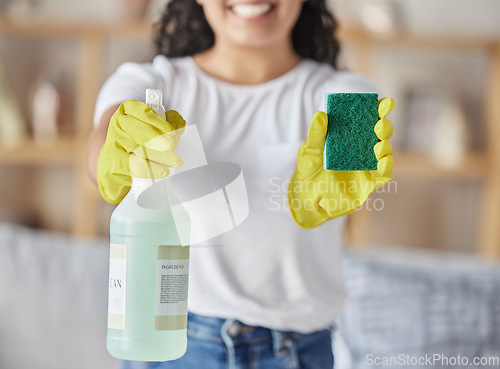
left=94, top=55, right=377, bottom=333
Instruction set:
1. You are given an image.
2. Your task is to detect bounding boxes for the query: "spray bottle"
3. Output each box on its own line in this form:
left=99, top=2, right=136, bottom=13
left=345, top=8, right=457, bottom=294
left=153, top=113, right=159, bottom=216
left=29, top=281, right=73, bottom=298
left=106, top=89, right=191, bottom=361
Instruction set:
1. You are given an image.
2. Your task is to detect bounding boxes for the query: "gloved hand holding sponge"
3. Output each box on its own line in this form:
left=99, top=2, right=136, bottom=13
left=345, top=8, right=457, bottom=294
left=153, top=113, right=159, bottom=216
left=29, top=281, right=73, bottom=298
left=97, top=95, right=394, bottom=230
left=97, top=100, right=186, bottom=204
left=288, top=97, right=395, bottom=228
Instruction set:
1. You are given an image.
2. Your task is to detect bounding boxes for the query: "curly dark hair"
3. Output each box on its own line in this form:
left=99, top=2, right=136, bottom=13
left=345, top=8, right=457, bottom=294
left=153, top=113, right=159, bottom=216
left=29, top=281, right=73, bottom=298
left=155, top=0, right=340, bottom=69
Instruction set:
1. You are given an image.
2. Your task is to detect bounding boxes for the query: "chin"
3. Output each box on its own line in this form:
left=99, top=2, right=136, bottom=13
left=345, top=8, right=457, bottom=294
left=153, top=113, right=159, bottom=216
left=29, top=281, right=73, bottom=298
left=228, top=32, right=280, bottom=49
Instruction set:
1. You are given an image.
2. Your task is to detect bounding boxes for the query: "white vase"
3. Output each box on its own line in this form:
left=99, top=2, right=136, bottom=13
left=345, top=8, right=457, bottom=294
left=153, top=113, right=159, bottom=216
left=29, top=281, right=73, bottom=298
left=431, top=99, right=468, bottom=168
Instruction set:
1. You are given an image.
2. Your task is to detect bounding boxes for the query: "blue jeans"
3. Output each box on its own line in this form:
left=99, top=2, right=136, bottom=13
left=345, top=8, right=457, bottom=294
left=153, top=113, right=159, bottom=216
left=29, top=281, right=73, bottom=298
left=120, top=312, right=334, bottom=369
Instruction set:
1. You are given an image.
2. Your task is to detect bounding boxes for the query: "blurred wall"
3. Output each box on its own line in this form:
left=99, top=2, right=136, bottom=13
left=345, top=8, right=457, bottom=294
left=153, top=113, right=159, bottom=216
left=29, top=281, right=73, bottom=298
left=329, top=0, right=500, bottom=36
left=0, top=0, right=168, bottom=20
left=1, top=0, right=499, bottom=252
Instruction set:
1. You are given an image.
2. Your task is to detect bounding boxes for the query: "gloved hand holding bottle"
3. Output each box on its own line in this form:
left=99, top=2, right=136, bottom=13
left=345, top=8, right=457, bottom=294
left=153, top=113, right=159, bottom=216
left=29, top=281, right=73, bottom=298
left=97, top=100, right=186, bottom=204
left=104, top=90, right=191, bottom=362
left=288, top=97, right=395, bottom=228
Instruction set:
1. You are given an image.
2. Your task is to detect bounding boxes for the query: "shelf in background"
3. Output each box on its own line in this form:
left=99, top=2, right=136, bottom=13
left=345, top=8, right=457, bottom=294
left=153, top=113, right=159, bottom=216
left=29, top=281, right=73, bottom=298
left=0, top=137, right=79, bottom=166
left=338, top=26, right=500, bottom=51
left=394, top=150, right=487, bottom=181
left=2, top=14, right=498, bottom=49
left=0, top=13, right=152, bottom=39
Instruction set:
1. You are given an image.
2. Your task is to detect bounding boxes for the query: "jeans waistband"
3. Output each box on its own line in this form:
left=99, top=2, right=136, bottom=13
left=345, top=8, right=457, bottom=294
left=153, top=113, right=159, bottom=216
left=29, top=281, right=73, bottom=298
left=188, top=312, right=275, bottom=344
left=187, top=312, right=333, bottom=356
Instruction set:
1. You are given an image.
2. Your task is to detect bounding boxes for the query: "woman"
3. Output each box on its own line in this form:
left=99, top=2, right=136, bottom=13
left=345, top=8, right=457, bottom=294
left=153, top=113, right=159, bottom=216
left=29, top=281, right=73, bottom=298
left=87, top=1, right=394, bottom=368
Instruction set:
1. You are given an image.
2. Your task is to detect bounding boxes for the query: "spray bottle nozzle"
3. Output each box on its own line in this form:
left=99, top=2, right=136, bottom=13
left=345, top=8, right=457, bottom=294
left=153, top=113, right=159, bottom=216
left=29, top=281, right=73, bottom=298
left=132, top=88, right=168, bottom=200
left=146, top=89, right=165, bottom=117
left=139, top=88, right=167, bottom=186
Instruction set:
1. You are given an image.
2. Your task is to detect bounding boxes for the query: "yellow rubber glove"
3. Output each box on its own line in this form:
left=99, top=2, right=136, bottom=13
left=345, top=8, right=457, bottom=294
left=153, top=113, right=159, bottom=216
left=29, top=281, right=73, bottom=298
left=288, top=97, right=395, bottom=228
left=97, top=100, right=186, bottom=204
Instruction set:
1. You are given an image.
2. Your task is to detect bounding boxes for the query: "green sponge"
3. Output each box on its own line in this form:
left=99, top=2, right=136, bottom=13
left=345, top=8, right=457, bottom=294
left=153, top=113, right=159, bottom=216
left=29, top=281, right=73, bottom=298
left=323, top=93, right=379, bottom=171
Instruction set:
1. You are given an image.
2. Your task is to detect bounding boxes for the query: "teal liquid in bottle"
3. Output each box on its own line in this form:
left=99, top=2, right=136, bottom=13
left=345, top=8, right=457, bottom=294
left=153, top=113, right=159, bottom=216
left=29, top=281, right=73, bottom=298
left=106, top=90, right=191, bottom=361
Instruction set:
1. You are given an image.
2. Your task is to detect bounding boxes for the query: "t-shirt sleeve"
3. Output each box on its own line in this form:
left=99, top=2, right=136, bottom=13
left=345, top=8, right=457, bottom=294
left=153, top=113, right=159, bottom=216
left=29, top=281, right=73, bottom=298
left=92, top=55, right=171, bottom=127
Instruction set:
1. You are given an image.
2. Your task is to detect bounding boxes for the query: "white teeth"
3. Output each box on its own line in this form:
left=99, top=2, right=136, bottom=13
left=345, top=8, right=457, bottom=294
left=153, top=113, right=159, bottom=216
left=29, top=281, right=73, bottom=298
left=231, top=3, right=272, bottom=18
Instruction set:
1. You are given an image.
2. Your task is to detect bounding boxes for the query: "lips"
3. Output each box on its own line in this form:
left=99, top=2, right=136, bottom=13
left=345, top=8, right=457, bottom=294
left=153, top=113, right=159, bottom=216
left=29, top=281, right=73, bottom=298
left=229, top=2, right=275, bottom=19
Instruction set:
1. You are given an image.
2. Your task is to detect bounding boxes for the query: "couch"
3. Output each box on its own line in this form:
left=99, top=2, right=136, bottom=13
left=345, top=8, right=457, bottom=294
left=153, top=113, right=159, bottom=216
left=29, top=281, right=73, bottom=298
left=1, top=222, right=499, bottom=369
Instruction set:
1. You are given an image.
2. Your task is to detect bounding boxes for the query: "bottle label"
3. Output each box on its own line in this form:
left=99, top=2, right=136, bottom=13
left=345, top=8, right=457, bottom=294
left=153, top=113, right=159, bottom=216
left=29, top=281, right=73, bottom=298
left=155, top=245, right=190, bottom=330
left=107, top=243, right=126, bottom=330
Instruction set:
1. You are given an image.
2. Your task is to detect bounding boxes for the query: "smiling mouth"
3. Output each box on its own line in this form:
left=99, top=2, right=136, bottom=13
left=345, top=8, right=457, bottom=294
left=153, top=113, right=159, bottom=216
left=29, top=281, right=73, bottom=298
left=229, top=2, right=276, bottom=19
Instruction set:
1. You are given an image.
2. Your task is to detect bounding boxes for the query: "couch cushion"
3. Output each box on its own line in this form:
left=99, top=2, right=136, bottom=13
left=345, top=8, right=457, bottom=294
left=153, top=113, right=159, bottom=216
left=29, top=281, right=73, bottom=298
left=0, top=222, right=118, bottom=369
left=337, top=247, right=500, bottom=369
